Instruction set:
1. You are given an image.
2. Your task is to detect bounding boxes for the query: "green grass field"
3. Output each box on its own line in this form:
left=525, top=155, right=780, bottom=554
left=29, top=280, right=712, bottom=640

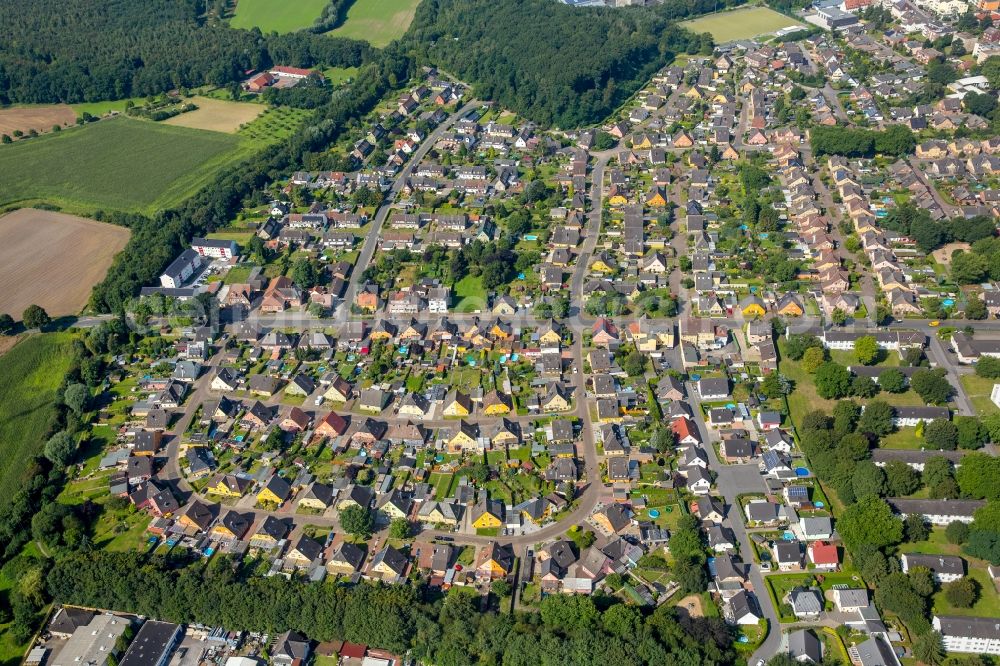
left=328, top=0, right=422, bottom=47
left=453, top=275, right=487, bottom=313
left=0, top=569, right=33, bottom=666
left=324, top=66, right=360, bottom=85
left=899, top=528, right=1000, bottom=618
left=70, top=97, right=145, bottom=118
left=230, top=0, right=329, bottom=33
left=960, top=373, right=999, bottom=417
left=0, top=333, right=76, bottom=507
left=0, top=117, right=250, bottom=215
left=680, top=6, right=804, bottom=43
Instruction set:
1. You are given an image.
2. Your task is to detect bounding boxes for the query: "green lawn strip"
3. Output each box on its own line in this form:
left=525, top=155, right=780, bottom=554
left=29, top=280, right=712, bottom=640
left=960, top=373, right=999, bottom=416
left=0, top=333, right=76, bottom=506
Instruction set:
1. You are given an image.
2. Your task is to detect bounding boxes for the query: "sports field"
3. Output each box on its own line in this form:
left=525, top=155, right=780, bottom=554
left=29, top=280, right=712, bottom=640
left=0, top=333, right=76, bottom=507
left=680, top=6, right=804, bottom=42
left=0, top=209, right=130, bottom=317
left=230, top=0, right=329, bottom=33
left=163, top=96, right=266, bottom=133
left=328, top=0, right=421, bottom=47
left=0, top=105, right=77, bottom=136
left=0, top=117, right=248, bottom=214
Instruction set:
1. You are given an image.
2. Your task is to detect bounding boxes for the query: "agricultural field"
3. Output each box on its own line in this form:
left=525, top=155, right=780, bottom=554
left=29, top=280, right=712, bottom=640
left=163, top=96, right=266, bottom=133
left=679, top=6, right=804, bottom=43
left=0, top=105, right=76, bottom=137
left=238, top=106, right=313, bottom=143
left=328, top=0, right=422, bottom=47
left=0, top=209, right=130, bottom=317
left=0, top=117, right=248, bottom=214
left=230, top=0, right=329, bottom=33
left=0, top=333, right=76, bottom=507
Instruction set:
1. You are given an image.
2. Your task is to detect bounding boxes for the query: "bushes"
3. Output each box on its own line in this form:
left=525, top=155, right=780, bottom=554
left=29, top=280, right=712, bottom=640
left=944, top=578, right=979, bottom=608
left=946, top=521, right=970, bottom=545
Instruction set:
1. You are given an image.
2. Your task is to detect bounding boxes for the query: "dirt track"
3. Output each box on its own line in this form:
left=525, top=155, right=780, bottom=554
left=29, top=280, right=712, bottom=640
left=0, top=105, right=77, bottom=136
left=0, top=209, right=130, bottom=317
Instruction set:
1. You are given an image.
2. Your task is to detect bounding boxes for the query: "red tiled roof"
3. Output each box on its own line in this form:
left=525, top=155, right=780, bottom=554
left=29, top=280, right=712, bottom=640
left=809, top=540, right=839, bottom=565
left=270, top=65, right=318, bottom=77
left=671, top=417, right=700, bottom=442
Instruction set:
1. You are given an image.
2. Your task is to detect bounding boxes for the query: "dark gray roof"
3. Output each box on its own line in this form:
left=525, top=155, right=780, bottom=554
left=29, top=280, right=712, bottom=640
left=888, top=498, right=985, bottom=517
left=787, top=629, right=822, bottom=663
left=902, top=553, right=965, bottom=576
left=119, top=621, right=180, bottom=666
left=935, top=615, right=1000, bottom=640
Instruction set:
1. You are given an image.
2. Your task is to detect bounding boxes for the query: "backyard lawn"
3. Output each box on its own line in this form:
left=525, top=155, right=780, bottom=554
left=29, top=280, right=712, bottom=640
left=453, top=275, right=487, bottom=313
left=429, top=472, right=455, bottom=500
left=778, top=338, right=951, bottom=437
left=899, top=528, right=1000, bottom=618
left=960, top=373, right=999, bottom=416
left=765, top=572, right=863, bottom=623
left=932, top=565, right=1000, bottom=617
left=879, top=427, right=926, bottom=450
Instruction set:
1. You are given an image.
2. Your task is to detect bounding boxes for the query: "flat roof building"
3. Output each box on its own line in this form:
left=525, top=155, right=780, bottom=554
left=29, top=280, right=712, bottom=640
left=119, top=620, right=182, bottom=666
left=52, top=614, right=132, bottom=666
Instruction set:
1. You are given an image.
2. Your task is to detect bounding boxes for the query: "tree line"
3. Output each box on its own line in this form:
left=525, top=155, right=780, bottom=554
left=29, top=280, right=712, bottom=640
left=42, top=550, right=738, bottom=666
left=0, top=0, right=370, bottom=105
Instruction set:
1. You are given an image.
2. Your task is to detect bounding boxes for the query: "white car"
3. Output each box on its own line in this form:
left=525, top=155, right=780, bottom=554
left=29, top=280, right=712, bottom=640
left=314, top=395, right=325, bottom=406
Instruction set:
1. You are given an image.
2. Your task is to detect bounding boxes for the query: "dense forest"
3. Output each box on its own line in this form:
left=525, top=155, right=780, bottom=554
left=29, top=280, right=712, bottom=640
left=0, top=0, right=369, bottom=104
left=405, top=0, right=739, bottom=128
left=43, top=550, right=737, bottom=666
